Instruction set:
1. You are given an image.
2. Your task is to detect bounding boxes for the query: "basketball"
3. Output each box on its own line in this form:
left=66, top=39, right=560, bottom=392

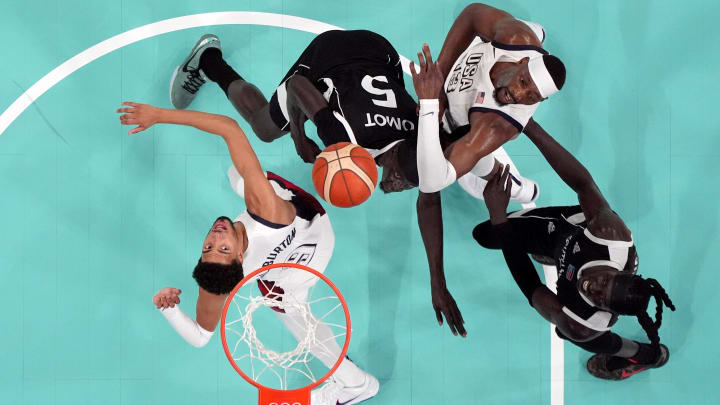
left=312, top=142, right=378, bottom=208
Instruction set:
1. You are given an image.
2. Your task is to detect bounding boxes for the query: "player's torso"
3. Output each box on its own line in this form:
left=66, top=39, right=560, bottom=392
left=318, top=67, right=418, bottom=152
left=554, top=227, right=639, bottom=331
left=443, top=37, right=543, bottom=132
left=235, top=173, right=332, bottom=271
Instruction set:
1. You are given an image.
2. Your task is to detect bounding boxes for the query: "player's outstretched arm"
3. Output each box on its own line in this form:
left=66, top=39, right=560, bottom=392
left=118, top=102, right=294, bottom=224
left=153, top=287, right=216, bottom=348
left=417, top=191, right=466, bottom=337
left=522, top=119, right=614, bottom=223
left=436, top=4, right=541, bottom=80
left=411, top=45, right=517, bottom=193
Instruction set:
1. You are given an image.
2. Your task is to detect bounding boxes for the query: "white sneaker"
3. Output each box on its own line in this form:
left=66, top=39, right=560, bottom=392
left=311, top=372, right=379, bottom=405
left=509, top=174, right=539, bottom=204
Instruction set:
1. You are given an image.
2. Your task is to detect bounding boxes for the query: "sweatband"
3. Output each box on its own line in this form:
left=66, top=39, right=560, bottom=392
left=417, top=99, right=457, bottom=192
left=528, top=56, right=559, bottom=98
left=159, top=305, right=214, bottom=348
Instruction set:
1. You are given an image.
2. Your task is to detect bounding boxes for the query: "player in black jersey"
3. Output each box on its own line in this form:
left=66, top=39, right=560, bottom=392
left=472, top=119, right=676, bottom=380
left=170, top=30, right=419, bottom=193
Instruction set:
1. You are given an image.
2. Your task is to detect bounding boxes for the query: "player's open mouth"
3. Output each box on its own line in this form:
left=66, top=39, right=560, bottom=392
left=212, top=222, right=227, bottom=231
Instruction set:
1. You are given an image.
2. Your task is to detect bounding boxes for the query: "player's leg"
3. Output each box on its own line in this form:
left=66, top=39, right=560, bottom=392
left=198, top=48, right=287, bottom=142
left=555, top=328, right=669, bottom=380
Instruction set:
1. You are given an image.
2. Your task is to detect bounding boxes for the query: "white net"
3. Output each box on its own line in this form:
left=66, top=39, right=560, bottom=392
left=224, top=272, right=349, bottom=390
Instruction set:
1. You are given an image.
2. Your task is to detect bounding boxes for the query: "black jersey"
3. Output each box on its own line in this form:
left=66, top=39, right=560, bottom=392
left=268, top=30, right=418, bottom=155
left=555, top=220, right=638, bottom=331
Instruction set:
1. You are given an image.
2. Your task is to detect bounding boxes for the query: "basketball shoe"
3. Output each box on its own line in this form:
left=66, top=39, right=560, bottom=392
left=311, top=370, right=379, bottom=405
left=586, top=344, right=669, bottom=380
left=170, top=34, right=220, bottom=109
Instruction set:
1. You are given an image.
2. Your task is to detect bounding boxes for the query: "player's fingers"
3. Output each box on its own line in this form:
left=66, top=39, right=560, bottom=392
left=500, top=164, right=511, bottom=186
left=422, top=43, right=434, bottom=65
left=129, top=126, right=145, bottom=135
left=116, top=108, right=134, bottom=113
left=434, top=308, right=443, bottom=325
left=505, top=171, right=513, bottom=198
left=409, top=61, right=418, bottom=79
left=122, top=101, right=138, bottom=107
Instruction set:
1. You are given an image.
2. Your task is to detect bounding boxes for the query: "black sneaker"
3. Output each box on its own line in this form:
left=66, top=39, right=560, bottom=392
left=586, top=344, right=669, bottom=380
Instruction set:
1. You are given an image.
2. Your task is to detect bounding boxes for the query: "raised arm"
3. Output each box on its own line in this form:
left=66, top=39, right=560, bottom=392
left=436, top=3, right=542, bottom=79
left=417, top=191, right=466, bottom=337
left=522, top=119, right=612, bottom=222
left=118, top=102, right=294, bottom=224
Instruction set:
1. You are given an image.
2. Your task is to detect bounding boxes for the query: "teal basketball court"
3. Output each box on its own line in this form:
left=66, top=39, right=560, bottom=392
left=1, top=1, right=718, bottom=404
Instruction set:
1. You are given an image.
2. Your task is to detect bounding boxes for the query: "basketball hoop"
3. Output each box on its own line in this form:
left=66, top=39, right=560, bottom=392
left=220, top=262, right=351, bottom=405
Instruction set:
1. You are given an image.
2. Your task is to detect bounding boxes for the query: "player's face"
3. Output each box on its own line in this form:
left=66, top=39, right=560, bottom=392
left=494, top=64, right=544, bottom=106
left=577, top=266, right=619, bottom=311
left=201, top=216, right=243, bottom=265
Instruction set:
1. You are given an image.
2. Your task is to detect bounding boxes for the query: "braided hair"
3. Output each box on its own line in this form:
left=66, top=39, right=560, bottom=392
left=610, top=275, right=676, bottom=348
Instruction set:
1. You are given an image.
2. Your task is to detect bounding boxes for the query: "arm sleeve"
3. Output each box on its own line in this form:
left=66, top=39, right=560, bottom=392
left=492, top=221, right=544, bottom=306
left=417, top=99, right=457, bottom=193
left=159, top=305, right=214, bottom=348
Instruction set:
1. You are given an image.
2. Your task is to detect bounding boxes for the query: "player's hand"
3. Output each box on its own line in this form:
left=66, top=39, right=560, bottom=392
left=153, top=287, right=182, bottom=309
left=410, top=44, right=444, bottom=100
left=294, top=136, right=321, bottom=164
left=432, top=285, right=466, bottom=337
left=483, top=164, right=512, bottom=225
left=117, top=102, right=161, bottom=134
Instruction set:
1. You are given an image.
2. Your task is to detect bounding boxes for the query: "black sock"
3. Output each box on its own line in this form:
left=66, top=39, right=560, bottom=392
left=628, top=342, right=660, bottom=364
left=199, top=48, right=243, bottom=95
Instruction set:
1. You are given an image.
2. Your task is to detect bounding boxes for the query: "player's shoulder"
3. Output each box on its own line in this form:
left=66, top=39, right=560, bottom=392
left=494, top=18, right=544, bottom=47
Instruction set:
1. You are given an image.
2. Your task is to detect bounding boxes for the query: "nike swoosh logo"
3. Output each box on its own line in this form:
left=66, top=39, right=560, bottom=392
left=337, top=394, right=362, bottom=405
left=181, top=39, right=214, bottom=72
left=621, top=367, right=648, bottom=379
left=421, top=112, right=435, bottom=117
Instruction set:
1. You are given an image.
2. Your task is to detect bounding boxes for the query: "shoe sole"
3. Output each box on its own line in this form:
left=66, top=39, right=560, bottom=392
left=345, top=375, right=380, bottom=405
left=169, top=34, right=220, bottom=109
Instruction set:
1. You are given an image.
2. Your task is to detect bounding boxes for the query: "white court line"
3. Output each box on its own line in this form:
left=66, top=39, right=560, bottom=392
left=0, top=11, right=563, bottom=405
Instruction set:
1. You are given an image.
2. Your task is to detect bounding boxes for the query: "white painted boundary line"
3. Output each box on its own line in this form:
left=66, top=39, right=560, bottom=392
left=0, top=11, right=564, bottom=405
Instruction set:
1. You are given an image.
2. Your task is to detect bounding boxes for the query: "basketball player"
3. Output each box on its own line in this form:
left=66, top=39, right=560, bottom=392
left=170, top=28, right=540, bottom=338
left=170, top=30, right=419, bottom=193
left=473, top=119, right=675, bottom=380
left=410, top=3, right=566, bottom=337
left=116, top=102, right=379, bottom=404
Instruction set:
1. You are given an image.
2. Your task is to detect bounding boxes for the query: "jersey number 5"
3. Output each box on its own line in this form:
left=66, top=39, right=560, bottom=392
left=361, top=75, right=397, bottom=109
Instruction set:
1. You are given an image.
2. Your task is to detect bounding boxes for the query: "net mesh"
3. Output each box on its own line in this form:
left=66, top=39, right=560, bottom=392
left=224, top=276, right=348, bottom=390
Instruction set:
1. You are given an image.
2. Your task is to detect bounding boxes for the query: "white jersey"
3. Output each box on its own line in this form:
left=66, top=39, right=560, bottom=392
left=233, top=172, right=334, bottom=294
left=443, top=21, right=547, bottom=133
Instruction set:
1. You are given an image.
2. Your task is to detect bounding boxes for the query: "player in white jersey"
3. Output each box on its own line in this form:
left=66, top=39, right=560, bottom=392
left=410, top=4, right=567, bottom=337
left=116, top=102, right=378, bottom=405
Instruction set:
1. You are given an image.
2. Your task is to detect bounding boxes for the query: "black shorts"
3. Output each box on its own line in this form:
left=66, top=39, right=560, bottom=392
left=268, top=30, right=405, bottom=131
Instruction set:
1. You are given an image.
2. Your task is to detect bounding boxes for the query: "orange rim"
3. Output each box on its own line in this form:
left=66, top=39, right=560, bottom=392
left=220, top=262, right=352, bottom=392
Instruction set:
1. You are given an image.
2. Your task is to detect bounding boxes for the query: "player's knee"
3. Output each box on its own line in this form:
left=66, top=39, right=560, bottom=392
left=472, top=221, right=499, bottom=249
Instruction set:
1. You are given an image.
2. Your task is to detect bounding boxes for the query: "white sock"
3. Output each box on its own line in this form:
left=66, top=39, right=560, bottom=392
left=469, top=155, right=496, bottom=178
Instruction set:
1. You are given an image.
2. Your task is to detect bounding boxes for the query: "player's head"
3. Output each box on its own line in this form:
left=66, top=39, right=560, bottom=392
left=579, top=266, right=676, bottom=346
left=376, top=140, right=418, bottom=193
left=192, top=216, right=246, bottom=294
left=494, top=54, right=565, bottom=106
